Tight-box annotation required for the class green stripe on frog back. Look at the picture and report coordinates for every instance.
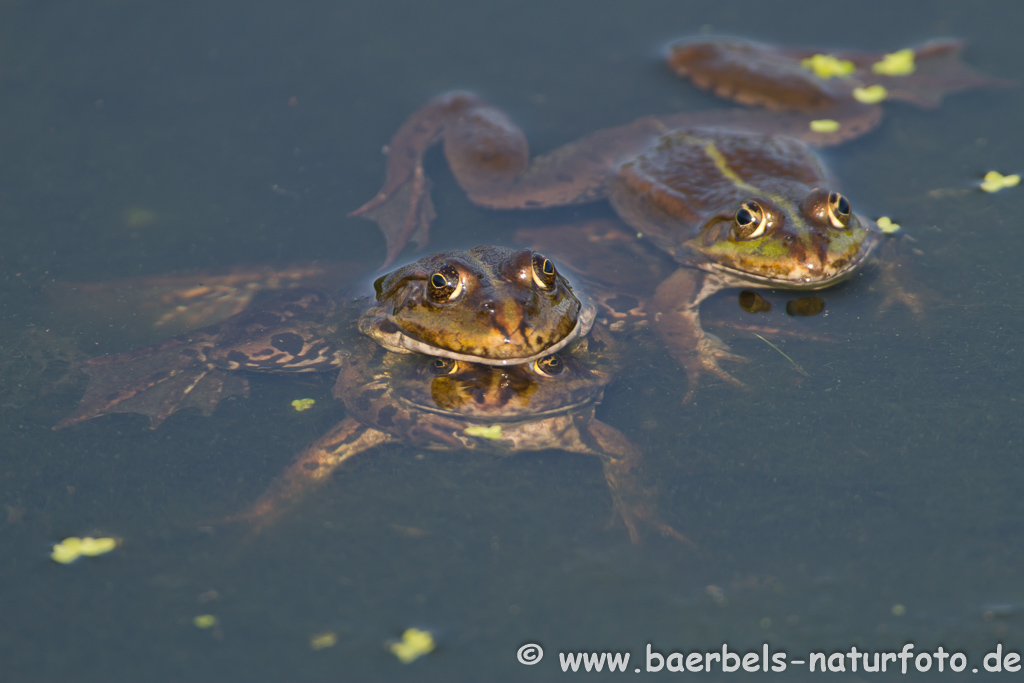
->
[699,136,811,237]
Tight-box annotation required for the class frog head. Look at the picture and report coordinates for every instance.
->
[693,185,878,288]
[361,246,596,364]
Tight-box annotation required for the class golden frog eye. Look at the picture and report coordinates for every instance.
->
[827,191,851,228]
[733,200,768,239]
[429,357,460,375]
[531,253,557,290]
[426,264,463,303]
[532,354,564,377]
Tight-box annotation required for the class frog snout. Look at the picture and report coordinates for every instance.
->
[477,299,525,339]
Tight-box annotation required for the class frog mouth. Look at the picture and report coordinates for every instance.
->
[709,238,876,289]
[395,299,597,366]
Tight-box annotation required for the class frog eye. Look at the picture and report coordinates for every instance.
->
[429,358,460,375]
[427,264,463,303]
[827,192,851,228]
[733,201,768,239]
[531,254,558,290]
[532,354,564,377]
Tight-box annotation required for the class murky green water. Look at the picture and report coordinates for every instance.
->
[2,1,1022,680]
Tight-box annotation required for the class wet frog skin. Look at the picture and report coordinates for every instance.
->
[352,37,1010,399]
[232,328,688,544]
[361,244,594,365]
[57,246,593,429]
[609,128,875,399]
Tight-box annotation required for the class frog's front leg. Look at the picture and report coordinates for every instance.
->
[221,417,395,528]
[652,268,749,403]
[869,235,926,319]
[54,337,252,430]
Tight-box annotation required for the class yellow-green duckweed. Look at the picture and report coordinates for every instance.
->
[980,171,1020,193]
[291,398,316,411]
[872,49,915,76]
[51,536,118,564]
[801,54,855,79]
[389,628,436,663]
[463,424,503,440]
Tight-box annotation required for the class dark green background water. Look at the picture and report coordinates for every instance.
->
[2,1,1022,681]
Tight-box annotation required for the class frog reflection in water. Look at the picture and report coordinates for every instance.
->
[235,328,686,543]
[353,38,1011,400]
[57,246,594,429]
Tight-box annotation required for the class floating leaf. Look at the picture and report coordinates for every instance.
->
[389,628,436,663]
[463,424,503,440]
[852,85,888,104]
[872,49,915,76]
[876,216,901,233]
[809,119,840,133]
[193,614,218,629]
[310,632,337,650]
[801,54,855,79]
[51,536,119,564]
[980,171,1020,193]
[291,398,316,412]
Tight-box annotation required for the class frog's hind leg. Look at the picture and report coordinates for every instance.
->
[571,417,694,547]
[56,289,340,430]
[351,91,614,266]
[54,336,249,430]
[350,92,485,266]
[218,417,394,530]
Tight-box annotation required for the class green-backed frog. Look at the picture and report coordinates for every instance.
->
[231,327,688,544]
[57,246,593,428]
[352,38,1010,399]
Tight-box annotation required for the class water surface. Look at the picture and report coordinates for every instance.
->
[1,1,1022,680]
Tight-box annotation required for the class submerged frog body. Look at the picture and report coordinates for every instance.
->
[233,328,688,544]
[56,246,593,428]
[352,37,1010,399]
[54,250,677,541]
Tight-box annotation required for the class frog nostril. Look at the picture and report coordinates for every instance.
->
[479,301,497,315]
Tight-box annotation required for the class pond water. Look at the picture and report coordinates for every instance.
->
[1,1,1022,681]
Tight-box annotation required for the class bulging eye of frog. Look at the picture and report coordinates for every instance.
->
[531,253,557,290]
[426,264,464,303]
[532,354,565,377]
[827,191,851,228]
[799,188,852,229]
[732,200,769,240]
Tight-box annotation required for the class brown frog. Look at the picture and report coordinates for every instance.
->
[230,327,688,544]
[56,246,593,428]
[352,38,1011,400]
